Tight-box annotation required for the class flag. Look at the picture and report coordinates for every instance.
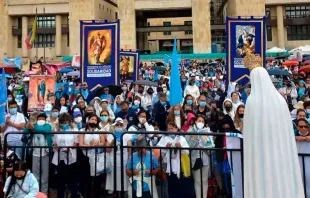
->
[0,70,7,125]
[4,57,22,68]
[25,32,32,49]
[164,55,170,67]
[25,17,37,49]
[30,17,37,44]
[169,37,182,106]
[153,67,159,81]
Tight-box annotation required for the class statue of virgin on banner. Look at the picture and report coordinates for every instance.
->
[243,51,305,198]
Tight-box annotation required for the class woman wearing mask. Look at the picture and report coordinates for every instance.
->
[77,96,87,115]
[79,114,106,197]
[278,81,298,111]
[101,99,115,121]
[223,98,235,120]
[186,115,215,198]
[105,118,131,196]
[24,113,52,195]
[57,95,70,114]
[156,122,190,198]
[52,113,79,198]
[184,78,200,100]
[297,80,306,100]
[167,104,186,130]
[73,111,84,130]
[234,105,245,132]
[4,161,39,198]
[47,105,60,131]
[143,88,155,109]
[83,105,96,123]
[100,110,112,131]
[162,85,170,102]
[129,96,143,116]
[183,94,195,112]
[113,95,122,114]
[120,83,131,102]
[128,110,154,145]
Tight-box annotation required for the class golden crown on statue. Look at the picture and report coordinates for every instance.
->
[243,50,263,71]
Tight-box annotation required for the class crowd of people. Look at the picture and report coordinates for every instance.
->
[0,58,309,198]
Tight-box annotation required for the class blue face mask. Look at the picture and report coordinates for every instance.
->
[9,108,17,115]
[187,100,193,105]
[169,134,176,139]
[8,98,12,102]
[61,124,70,131]
[147,107,153,111]
[307,109,310,115]
[199,101,207,107]
[174,110,180,115]
[233,100,239,104]
[160,101,166,106]
[131,105,139,109]
[101,115,109,122]
[44,111,51,116]
[51,112,59,118]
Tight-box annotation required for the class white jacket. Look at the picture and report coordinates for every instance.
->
[184,85,200,99]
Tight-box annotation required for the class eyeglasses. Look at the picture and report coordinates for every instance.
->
[298,125,308,129]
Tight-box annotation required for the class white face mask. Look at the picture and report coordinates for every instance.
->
[37,120,46,126]
[134,100,140,106]
[139,117,146,124]
[163,88,167,93]
[219,75,223,80]
[74,117,82,124]
[196,122,204,129]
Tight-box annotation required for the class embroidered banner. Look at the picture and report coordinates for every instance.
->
[80,20,120,92]
[226,16,266,84]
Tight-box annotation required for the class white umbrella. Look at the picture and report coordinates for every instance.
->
[266,47,287,53]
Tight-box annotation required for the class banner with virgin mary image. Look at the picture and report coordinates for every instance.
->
[226,16,266,84]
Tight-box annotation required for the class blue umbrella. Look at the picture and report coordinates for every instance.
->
[267,68,290,76]
[59,68,74,74]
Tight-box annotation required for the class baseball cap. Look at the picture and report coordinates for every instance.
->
[73,111,82,118]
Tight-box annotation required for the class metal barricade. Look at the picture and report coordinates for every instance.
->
[120,131,244,198]
[3,131,117,198]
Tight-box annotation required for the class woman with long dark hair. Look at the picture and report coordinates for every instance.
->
[4,161,39,198]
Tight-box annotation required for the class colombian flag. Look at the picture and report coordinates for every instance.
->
[25,17,37,49]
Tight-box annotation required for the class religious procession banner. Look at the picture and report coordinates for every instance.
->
[80,20,120,92]
[28,75,56,112]
[226,16,266,84]
[119,50,140,84]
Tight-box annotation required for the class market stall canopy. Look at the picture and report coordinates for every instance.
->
[302,60,310,65]
[266,47,287,53]
[282,61,299,66]
[267,68,290,76]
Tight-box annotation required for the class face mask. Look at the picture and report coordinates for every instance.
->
[213,88,218,92]
[134,100,140,106]
[174,110,180,115]
[51,112,59,118]
[196,122,204,129]
[160,101,166,106]
[233,100,239,104]
[9,108,17,115]
[8,98,12,102]
[219,75,223,80]
[147,91,153,95]
[239,114,244,118]
[187,100,193,105]
[147,107,153,111]
[37,120,46,126]
[169,134,176,139]
[61,124,70,131]
[138,90,144,94]
[139,117,146,123]
[235,88,239,91]
[101,115,109,122]
[163,88,167,93]
[182,79,187,82]
[74,117,82,123]
[88,123,97,128]
[307,109,310,115]
[225,106,232,112]
[44,111,51,116]
[115,127,123,133]
[122,87,127,91]
[199,101,207,107]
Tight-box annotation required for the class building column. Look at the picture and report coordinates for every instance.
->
[192,0,211,53]
[118,0,136,49]
[56,15,62,57]
[156,40,160,52]
[276,6,285,49]
[22,16,28,58]
[177,39,181,51]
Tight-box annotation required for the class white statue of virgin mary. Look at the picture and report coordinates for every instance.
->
[243,52,305,198]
